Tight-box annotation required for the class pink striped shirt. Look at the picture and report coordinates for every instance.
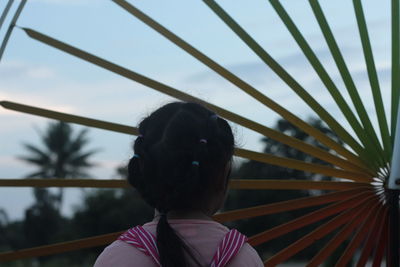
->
[94,219,263,267]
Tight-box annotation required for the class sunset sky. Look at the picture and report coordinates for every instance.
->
[0,0,393,220]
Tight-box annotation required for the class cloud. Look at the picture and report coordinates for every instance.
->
[0,91,76,116]
[28,0,92,6]
[0,61,55,82]
[180,41,391,145]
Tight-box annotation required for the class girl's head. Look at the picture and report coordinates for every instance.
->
[127,101,235,215]
[127,102,234,267]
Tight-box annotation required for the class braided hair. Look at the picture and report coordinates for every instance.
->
[127,102,235,267]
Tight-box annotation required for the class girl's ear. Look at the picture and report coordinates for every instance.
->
[224,162,232,192]
[203,161,232,216]
[215,161,231,193]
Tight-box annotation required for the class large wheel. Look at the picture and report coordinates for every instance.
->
[0,0,399,266]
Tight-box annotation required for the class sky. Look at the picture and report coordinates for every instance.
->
[0,0,394,220]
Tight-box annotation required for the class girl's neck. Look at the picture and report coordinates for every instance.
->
[154,209,213,221]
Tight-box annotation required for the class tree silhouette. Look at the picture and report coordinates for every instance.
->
[225,117,344,261]
[19,121,97,210]
[13,121,98,264]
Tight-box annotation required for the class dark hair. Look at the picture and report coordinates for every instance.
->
[127,102,234,267]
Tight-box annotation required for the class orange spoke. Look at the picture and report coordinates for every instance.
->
[264,196,377,266]
[335,203,385,266]
[0,101,138,135]
[0,231,123,262]
[214,187,371,222]
[0,178,371,190]
[372,217,389,267]
[1,100,373,178]
[248,190,374,246]
[235,148,373,182]
[306,199,380,266]
[0,178,129,188]
[229,179,369,190]
[356,206,388,267]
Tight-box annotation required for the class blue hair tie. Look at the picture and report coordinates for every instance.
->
[192,161,200,166]
[133,154,140,159]
[210,114,218,120]
[199,138,207,144]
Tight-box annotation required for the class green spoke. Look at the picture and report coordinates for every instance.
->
[109,0,373,167]
[353,0,392,159]
[392,0,400,145]
[268,0,384,168]
[17,28,375,174]
[308,0,387,165]
[202,0,375,168]
[0,0,27,61]
[0,0,14,31]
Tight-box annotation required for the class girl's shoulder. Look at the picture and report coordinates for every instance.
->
[140,219,264,266]
[228,243,264,267]
[93,240,157,267]
[94,220,264,267]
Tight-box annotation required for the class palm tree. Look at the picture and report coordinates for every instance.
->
[19,121,97,210]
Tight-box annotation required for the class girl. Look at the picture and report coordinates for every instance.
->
[94,102,263,267]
